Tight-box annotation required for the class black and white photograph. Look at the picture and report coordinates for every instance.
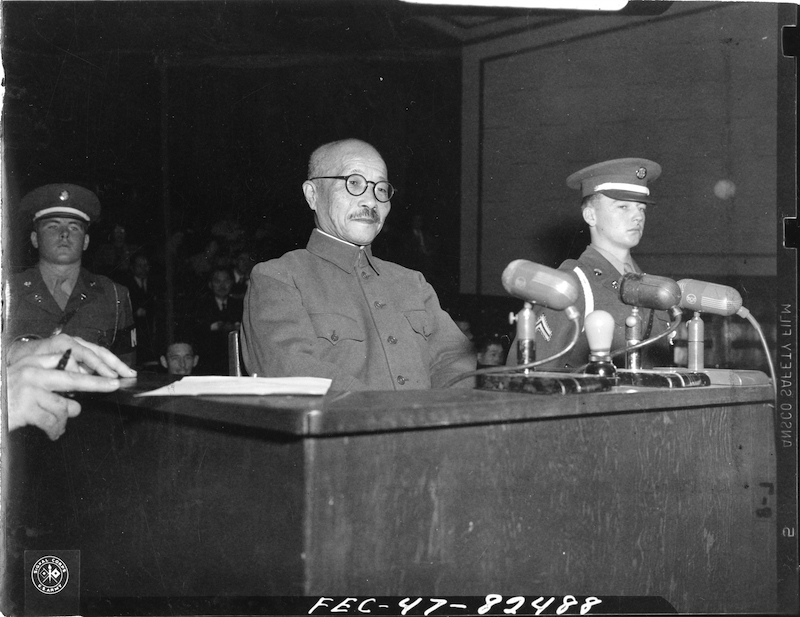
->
[1,1,797,615]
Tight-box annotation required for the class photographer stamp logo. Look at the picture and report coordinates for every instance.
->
[31,555,69,594]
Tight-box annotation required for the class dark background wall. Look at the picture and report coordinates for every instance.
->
[1,0,463,300]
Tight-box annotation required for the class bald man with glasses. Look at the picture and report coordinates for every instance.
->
[241,138,475,390]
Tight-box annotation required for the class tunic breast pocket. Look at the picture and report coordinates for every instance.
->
[310,313,365,346]
[404,310,431,340]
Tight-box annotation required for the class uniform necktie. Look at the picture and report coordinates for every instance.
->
[53,277,70,311]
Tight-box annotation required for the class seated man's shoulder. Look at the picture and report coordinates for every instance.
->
[251,249,308,279]
[372,255,425,280]
[7,266,38,283]
[82,269,132,298]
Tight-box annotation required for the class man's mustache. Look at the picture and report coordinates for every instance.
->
[349,208,380,222]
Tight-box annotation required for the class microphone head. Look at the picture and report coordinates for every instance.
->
[585,310,615,355]
[619,272,681,311]
[501,260,580,311]
[678,279,743,316]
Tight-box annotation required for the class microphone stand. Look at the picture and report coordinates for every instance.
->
[687,311,704,371]
[625,307,643,370]
[677,309,774,397]
[611,307,712,388]
[510,302,536,374]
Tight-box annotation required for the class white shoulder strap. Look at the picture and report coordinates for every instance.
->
[573,266,594,320]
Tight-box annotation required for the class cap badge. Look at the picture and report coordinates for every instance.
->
[635,167,647,180]
[59,190,70,201]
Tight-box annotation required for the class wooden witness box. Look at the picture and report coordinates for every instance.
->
[5,375,776,614]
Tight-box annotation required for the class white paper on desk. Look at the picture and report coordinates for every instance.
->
[135,375,332,397]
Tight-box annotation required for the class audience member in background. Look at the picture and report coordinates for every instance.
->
[5,184,137,366]
[160,341,199,376]
[3,333,136,440]
[406,213,437,271]
[476,334,507,369]
[230,250,254,300]
[241,138,475,390]
[189,237,222,281]
[92,223,136,281]
[192,267,243,374]
[120,253,160,367]
[453,318,475,343]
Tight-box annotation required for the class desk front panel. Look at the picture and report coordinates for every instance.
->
[4,384,775,614]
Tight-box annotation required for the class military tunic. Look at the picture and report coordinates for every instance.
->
[508,245,671,370]
[241,229,476,390]
[5,266,136,365]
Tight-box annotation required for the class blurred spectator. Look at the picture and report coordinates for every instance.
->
[189,237,224,280]
[119,253,161,368]
[453,318,475,343]
[231,250,254,300]
[92,223,136,280]
[476,335,507,368]
[160,341,199,376]
[192,267,243,374]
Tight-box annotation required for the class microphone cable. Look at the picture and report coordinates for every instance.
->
[608,305,684,360]
[741,308,777,403]
[571,306,683,374]
[442,308,581,389]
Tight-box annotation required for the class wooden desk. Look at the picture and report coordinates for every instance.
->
[4,376,776,613]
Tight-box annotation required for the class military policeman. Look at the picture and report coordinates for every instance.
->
[509,158,672,370]
[5,184,137,366]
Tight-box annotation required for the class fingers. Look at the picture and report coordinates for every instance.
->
[8,334,136,378]
[34,390,81,440]
[69,337,137,378]
[38,365,122,394]
[12,357,122,393]
[6,365,83,440]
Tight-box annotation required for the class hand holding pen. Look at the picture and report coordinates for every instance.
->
[7,333,137,378]
[5,334,136,441]
[55,348,72,370]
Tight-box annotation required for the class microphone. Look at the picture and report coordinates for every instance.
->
[501,260,580,310]
[618,272,681,311]
[677,279,746,317]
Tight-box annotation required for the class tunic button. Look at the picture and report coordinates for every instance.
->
[611,280,619,289]
[361,271,369,279]
[387,336,397,344]
[396,375,406,385]
[374,301,385,309]
[331,331,339,342]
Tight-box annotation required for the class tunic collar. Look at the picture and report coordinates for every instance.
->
[589,244,639,276]
[38,262,81,298]
[307,229,381,275]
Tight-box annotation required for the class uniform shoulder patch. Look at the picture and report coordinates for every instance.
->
[535,313,552,342]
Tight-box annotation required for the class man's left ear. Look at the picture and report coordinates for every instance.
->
[83,233,90,251]
[582,206,596,227]
[302,181,317,211]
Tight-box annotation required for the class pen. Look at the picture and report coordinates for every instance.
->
[56,348,72,371]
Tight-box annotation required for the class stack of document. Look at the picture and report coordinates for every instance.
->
[136,376,332,397]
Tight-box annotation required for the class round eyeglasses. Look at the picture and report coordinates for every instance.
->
[308,174,395,203]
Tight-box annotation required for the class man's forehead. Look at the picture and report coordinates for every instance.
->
[326,145,386,175]
[168,344,194,355]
